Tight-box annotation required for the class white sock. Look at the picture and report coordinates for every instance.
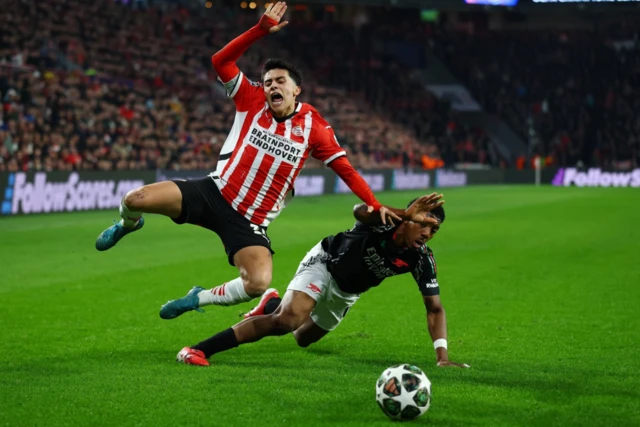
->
[197,277,251,307]
[119,200,142,228]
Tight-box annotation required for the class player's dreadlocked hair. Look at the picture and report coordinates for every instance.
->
[261,58,303,86]
[407,198,445,224]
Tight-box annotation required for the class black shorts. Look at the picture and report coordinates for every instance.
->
[171,177,274,266]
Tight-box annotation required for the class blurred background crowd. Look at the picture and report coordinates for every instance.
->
[0,0,638,173]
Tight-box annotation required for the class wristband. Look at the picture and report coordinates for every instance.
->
[433,339,447,350]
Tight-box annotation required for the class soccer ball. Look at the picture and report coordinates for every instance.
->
[375,364,431,421]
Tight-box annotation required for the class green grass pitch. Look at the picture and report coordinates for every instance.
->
[1,186,639,427]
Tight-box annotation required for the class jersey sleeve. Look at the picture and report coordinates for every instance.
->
[310,122,346,165]
[219,72,264,112]
[413,251,440,296]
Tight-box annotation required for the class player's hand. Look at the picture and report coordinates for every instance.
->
[437,360,470,368]
[368,205,403,226]
[406,193,444,224]
[263,2,289,33]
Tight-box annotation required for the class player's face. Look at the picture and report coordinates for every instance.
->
[402,215,440,249]
[263,69,301,118]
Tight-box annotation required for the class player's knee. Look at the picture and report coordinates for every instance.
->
[122,187,146,211]
[243,270,272,297]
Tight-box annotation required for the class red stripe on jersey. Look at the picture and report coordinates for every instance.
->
[236,154,275,216]
[274,120,286,136]
[221,144,259,203]
[221,111,260,178]
[250,161,294,224]
[256,112,271,130]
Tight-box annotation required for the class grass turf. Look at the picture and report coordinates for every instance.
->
[0,186,639,427]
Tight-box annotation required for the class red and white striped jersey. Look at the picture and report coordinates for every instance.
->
[210,72,345,226]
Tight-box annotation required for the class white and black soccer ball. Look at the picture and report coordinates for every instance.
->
[375,364,432,421]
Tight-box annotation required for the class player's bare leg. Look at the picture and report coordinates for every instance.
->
[95,181,183,251]
[120,181,183,219]
[232,290,315,342]
[177,290,316,365]
[234,246,274,295]
[292,317,329,348]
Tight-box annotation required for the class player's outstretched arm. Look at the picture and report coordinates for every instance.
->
[210,2,288,82]
[353,193,444,226]
[329,156,402,225]
[330,157,382,213]
[423,295,469,368]
[311,117,401,224]
[353,202,405,226]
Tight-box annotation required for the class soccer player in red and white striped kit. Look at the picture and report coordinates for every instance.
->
[95,2,402,318]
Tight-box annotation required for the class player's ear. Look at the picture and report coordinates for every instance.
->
[294,85,301,97]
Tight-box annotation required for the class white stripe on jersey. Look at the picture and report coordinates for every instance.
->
[268,116,278,132]
[323,151,346,165]
[265,111,314,224]
[303,111,313,145]
[224,72,243,98]
[230,150,266,210]
[284,118,292,139]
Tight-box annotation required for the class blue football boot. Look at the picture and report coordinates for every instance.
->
[160,286,206,320]
[95,217,145,251]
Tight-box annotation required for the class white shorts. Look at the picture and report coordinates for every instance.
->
[287,242,360,332]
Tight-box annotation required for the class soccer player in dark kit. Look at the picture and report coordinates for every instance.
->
[169,193,469,369]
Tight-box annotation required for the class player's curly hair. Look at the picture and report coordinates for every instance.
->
[407,198,445,224]
[261,58,303,86]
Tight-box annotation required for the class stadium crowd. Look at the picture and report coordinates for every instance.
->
[434,22,640,170]
[2,0,637,173]
[0,0,484,173]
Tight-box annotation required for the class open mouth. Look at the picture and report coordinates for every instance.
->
[413,240,424,249]
[270,93,284,106]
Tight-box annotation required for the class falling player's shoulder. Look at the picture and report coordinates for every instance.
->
[306,106,337,146]
[298,102,319,115]
[298,103,331,127]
